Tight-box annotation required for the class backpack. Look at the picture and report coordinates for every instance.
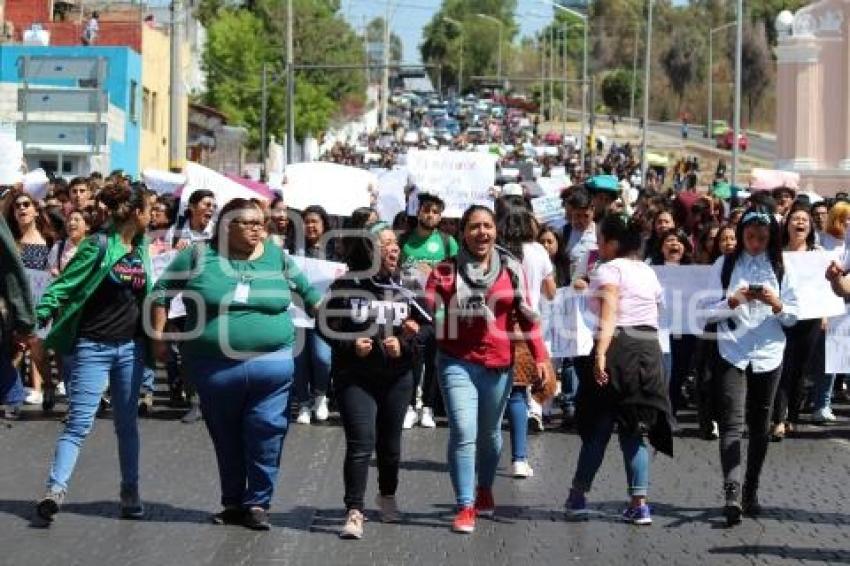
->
[718,252,783,298]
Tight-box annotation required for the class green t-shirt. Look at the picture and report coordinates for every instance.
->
[153,242,321,358]
[401,229,459,267]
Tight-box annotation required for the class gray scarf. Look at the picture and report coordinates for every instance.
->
[455,245,537,323]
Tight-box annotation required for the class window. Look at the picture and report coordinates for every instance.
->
[129,80,138,123]
[142,87,151,131]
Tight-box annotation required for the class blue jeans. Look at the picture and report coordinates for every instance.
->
[438,353,512,507]
[572,411,650,497]
[0,351,24,406]
[47,339,144,492]
[141,366,155,394]
[560,358,580,410]
[187,348,294,509]
[294,328,332,404]
[812,373,836,412]
[507,386,529,462]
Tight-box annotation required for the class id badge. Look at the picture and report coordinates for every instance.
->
[233,281,250,304]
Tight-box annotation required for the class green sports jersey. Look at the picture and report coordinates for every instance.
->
[401,230,459,267]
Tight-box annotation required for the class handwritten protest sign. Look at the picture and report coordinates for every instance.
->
[283,162,375,216]
[531,195,565,225]
[406,150,496,218]
[783,250,846,320]
[540,288,594,358]
[826,308,850,374]
[289,255,348,328]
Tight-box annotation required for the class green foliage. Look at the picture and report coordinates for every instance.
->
[600,69,640,116]
[200,1,366,147]
[660,29,705,108]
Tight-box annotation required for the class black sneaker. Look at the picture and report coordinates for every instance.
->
[36,489,65,522]
[723,482,742,526]
[211,507,244,525]
[242,506,271,531]
[742,484,761,517]
[120,487,145,520]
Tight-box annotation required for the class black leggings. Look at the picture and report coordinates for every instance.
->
[716,359,781,488]
[411,333,438,409]
[337,371,414,511]
[773,319,821,424]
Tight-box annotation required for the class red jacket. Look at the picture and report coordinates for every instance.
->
[425,260,547,369]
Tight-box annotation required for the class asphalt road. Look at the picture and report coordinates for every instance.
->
[650,122,776,163]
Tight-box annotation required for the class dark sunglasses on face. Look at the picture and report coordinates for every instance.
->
[14,200,32,210]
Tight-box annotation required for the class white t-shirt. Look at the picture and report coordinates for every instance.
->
[521,242,554,312]
[590,258,662,328]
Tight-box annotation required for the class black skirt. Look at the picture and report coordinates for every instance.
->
[575,326,674,457]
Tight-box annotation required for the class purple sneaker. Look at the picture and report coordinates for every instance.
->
[564,489,587,516]
[622,504,652,525]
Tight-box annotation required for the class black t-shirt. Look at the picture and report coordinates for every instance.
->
[78,248,147,342]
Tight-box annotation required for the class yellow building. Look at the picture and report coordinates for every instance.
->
[139,25,188,172]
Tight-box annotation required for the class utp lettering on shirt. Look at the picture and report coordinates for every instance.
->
[350,297,409,326]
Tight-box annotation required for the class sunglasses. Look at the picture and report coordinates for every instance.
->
[14,200,33,210]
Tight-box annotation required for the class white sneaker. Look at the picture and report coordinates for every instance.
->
[24,387,43,406]
[56,382,66,397]
[528,412,544,433]
[402,406,418,429]
[813,407,837,423]
[512,460,534,478]
[710,421,720,440]
[314,395,329,422]
[296,404,312,425]
[420,407,436,428]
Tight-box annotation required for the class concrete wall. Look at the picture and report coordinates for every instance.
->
[0,45,141,175]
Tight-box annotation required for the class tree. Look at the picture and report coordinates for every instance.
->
[601,69,641,116]
[660,29,705,112]
[367,17,403,64]
[420,0,519,91]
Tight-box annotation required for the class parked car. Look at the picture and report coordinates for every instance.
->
[716,129,748,151]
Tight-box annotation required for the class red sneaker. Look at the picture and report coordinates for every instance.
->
[474,487,495,517]
[451,505,476,534]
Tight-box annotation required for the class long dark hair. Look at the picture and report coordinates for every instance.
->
[538,226,569,286]
[496,207,536,261]
[178,188,215,229]
[598,213,643,258]
[3,190,57,246]
[731,205,784,279]
[650,228,693,265]
[210,198,262,250]
[782,202,816,250]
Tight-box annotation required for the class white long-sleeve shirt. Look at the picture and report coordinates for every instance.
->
[701,253,798,373]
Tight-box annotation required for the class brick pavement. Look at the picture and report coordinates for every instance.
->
[0,405,848,566]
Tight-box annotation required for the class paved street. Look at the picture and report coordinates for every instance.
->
[1,402,848,566]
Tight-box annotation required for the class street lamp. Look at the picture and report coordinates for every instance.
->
[707,22,735,138]
[476,13,503,80]
[541,0,588,171]
[640,0,654,183]
[443,16,464,94]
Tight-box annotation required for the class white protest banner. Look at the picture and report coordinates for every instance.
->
[826,308,850,374]
[26,269,53,305]
[540,288,594,358]
[150,251,179,283]
[782,250,846,320]
[142,169,186,196]
[531,195,565,224]
[652,265,715,336]
[289,255,348,328]
[283,162,375,216]
[179,162,271,216]
[406,149,496,218]
[376,167,409,222]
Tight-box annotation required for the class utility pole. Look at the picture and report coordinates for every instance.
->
[731,0,742,187]
[630,25,638,120]
[640,0,653,184]
[380,2,390,130]
[260,63,268,180]
[286,0,294,165]
[549,26,555,123]
[540,34,546,121]
[169,0,184,171]
[580,18,587,172]
[561,26,567,137]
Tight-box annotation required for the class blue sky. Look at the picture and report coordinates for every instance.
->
[342,0,557,64]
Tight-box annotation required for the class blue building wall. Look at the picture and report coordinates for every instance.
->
[0,45,142,176]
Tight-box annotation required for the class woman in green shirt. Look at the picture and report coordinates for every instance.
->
[151,198,321,531]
